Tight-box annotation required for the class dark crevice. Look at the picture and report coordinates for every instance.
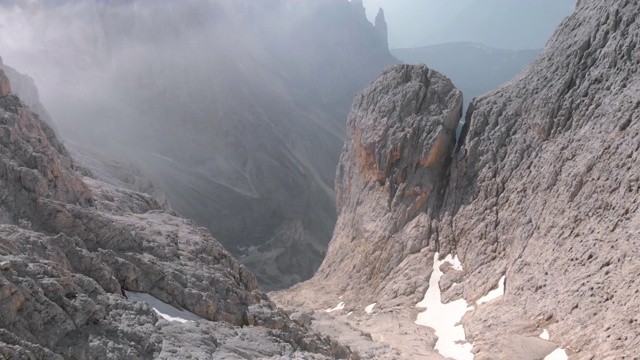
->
[455,101,475,153]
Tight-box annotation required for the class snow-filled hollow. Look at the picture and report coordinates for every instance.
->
[325,301,345,313]
[545,347,569,360]
[476,275,505,305]
[415,253,474,360]
[540,329,568,360]
[365,303,376,314]
[540,329,550,340]
[124,290,202,323]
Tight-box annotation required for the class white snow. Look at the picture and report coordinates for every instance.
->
[448,255,464,271]
[124,290,202,323]
[539,329,550,340]
[325,302,345,313]
[476,275,505,305]
[545,348,569,360]
[416,253,474,360]
[539,330,568,360]
[364,303,376,314]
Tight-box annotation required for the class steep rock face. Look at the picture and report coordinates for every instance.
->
[374,8,388,50]
[0,70,356,359]
[0,94,91,227]
[439,0,640,357]
[308,64,462,306]
[0,66,10,97]
[2,57,169,212]
[281,1,640,359]
[0,58,56,131]
[2,0,397,290]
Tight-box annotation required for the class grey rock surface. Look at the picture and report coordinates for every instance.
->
[279,1,640,359]
[0,57,57,133]
[66,142,170,211]
[0,65,10,97]
[439,0,640,358]
[0,70,357,359]
[288,64,462,307]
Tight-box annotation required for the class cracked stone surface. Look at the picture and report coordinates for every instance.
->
[278,1,640,359]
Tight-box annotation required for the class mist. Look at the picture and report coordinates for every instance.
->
[363,0,575,49]
[0,0,395,290]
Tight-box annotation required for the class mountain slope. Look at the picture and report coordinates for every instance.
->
[440,0,640,356]
[0,69,356,359]
[279,0,640,358]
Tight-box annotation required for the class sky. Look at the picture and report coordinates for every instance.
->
[362,0,576,50]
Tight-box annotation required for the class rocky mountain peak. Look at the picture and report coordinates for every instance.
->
[374,8,388,49]
[300,64,462,307]
[350,0,365,15]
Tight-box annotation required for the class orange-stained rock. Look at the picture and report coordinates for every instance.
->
[310,64,463,307]
[0,69,11,97]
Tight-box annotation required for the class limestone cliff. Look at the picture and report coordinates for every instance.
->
[280,0,640,359]
[439,0,640,357]
[291,64,462,307]
[0,70,356,359]
[374,8,388,50]
[0,57,57,133]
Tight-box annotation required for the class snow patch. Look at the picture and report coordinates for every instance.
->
[539,329,550,340]
[545,348,568,360]
[476,275,505,305]
[539,330,567,360]
[125,290,202,323]
[449,255,464,271]
[365,303,376,314]
[416,253,474,360]
[325,302,345,313]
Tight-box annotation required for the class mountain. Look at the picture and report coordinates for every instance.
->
[392,42,540,105]
[0,57,57,133]
[304,63,462,306]
[0,67,357,359]
[278,0,640,358]
[0,0,398,290]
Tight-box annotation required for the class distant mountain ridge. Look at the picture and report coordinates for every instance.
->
[392,42,540,103]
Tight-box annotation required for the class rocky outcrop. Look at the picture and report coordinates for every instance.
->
[0,65,10,97]
[374,8,389,50]
[0,58,57,131]
[67,142,170,210]
[0,70,357,359]
[438,0,640,358]
[297,64,462,307]
[281,0,640,359]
